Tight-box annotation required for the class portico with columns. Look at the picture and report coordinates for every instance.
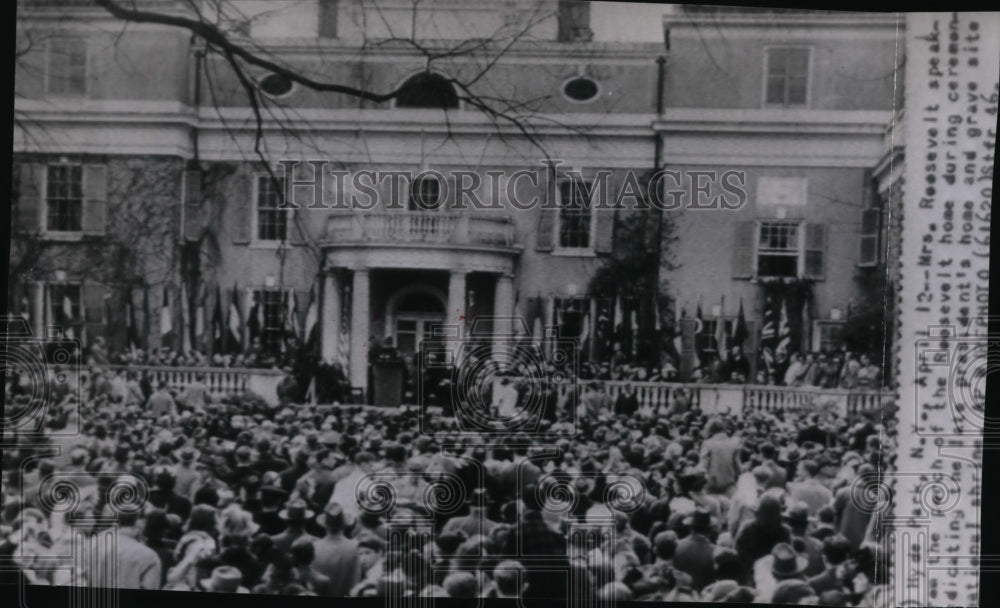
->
[317,213,521,395]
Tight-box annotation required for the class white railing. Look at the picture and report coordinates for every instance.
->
[325,212,515,247]
[516,379,890,417]
[84,365,286,404]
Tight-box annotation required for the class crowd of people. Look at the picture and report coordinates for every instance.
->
[2,361,897,606]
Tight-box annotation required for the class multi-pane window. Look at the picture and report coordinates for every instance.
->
[256,176,288,241]
[757,221,800,278]
[46,165,83,232]
[765,47,809,106]
[557,181,593,249]
[253,289,285,355]
[47,38,87,96]
[408,175,442,210]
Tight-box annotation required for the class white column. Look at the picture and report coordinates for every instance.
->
[349,268,370,393]
[493,274,515,358]
[320,272,340,363]
[30,282,44,338]
[446,270,467,329]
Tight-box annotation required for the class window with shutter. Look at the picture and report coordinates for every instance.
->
[256,175,288,242]
[858,208,882,267]
[46,164,83,232]
[82,164,107,236]
[756,220,800,278]
[556,180,594,251]
[804,223,827,280]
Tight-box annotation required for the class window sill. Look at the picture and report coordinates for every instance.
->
[248,240,293,250]
[41,232,84,242]
[551,249,596,258]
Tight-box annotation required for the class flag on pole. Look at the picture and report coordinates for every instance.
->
[180,282,191,354]
[671,306,684,363]
[194,283,206,342]
[776,297,791,358]
[287,290,300,340]
[212,284,224,354]
[62,294,73,323]
[304,283,318,348]
[337,283,350,366]
[760,295,777,347]
[142,285,150,350]
[160,285,172,343]
[228,283,243,352]
[732,298,749,347]
[579,311,591,353]
[715,296,728,362]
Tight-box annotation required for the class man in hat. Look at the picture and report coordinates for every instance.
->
[173,446,201,498]
[148,381,176,419]
[312,503,361,596]
[672,509,717,591]
[833,470,876,551]
[441,487,498,539]
[271,499,318,553]
[149,466,193,521]
[734,494,791,580]
[783,501,824,576]
[642,530,693,590]
[788,459,834,518]
[289,538,330,595]
[807,534,851,596]
[754,542,810,603]
[700,417,742,497]
[613,383,640,417]
[199,565,249,593]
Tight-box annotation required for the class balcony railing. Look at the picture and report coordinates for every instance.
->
[325,212,517,248]
[524,379,891,418]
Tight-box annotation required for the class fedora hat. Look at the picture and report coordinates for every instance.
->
[782,501,815,527]
[278,500,314,522]
[200,565,249,593]
[770,543,809,578]
[683,509,714,533]
[177,446,201,462]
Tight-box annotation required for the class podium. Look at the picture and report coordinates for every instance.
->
[372,359,406,407]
